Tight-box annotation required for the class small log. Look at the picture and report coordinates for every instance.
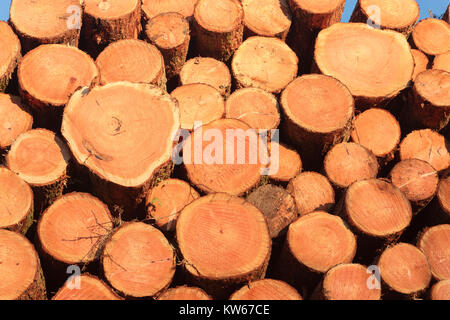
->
[433,51,450,73]
[314,23,414,109]
[52,274,122,300]
[176,193,271,299]
[411,49,430,81]
[418,224,450,281]
[412,18,450,57]
[389,159,439,213]
[157,286,212,300]
[183,119,268,196]
[0,229,47,300]
[268,143,302,183]
[102,222,176,298]
[171,83,225,131]
[9,0,81,53]
[193,0,244,62]
[146,179,200,233]
[96,39,166,88]
[18,44,98,130]
[6,129,71,215]
[180,57,232,97]
[324,142,379,189]
[280,75,354,170]
[81,0,141,57]
[37,193,114,289]
[247,184,298,238]
[350,0,419,36]
[351,108,401,163]
[399,129,450,173]
[430,280,450,300]
[145,12,191,80]
[408,69,450,131]
[0,167,33,234]
[312,263,381,300]
[141,0,198,23]
[62,82,180,215]
[232,36,298,94]
[241,0,292,40]
[225,88,280,132]
[377,243,431,299]
[0,94,33,152]
[0,21,21,92]
[275,211,357,296]
[229,279,302,300]
[436,177,450,222]
[286,172,335,217]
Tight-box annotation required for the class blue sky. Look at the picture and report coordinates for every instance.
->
[0,0,448,22]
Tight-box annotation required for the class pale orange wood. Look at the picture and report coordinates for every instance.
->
[146,179,200,232]
[286,172,335,216]
[0,229,46,300]
[52,274,122,300]
[102,222,176,298]
[9,0,81,53]
[378,243,431,296]
[145,12,190,79]
[0,167,33,234]
[230,279,302,300]
[268,143,302,182]
[411,49,429,81]
[232,36,298,94]
[418,224,450,281]
[433,51,450,73]
[0,21,21,92]
[399,129,450,173]
[176,193,271,298]
[96,39,166,88]
[142,0,198,22]
[430,280,450,300]
[350,0,419,35]
[0,94,32,150]
[412,18,450,56]
[324,142,379,189]
[157,286,212,300]
[315,23,414,109]
[437,177,450,219]
[180,57,232,97]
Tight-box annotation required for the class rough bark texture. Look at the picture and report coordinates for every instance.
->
[444,5,450,24]
[6,206,34,235]
[0,25,21,92]
[32,176,69,216]
[17,258,47,300]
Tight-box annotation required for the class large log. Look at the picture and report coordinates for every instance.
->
[0,22,21,92]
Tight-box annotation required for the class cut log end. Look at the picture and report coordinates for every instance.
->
[437,177,450,217]
[324,142,379,189]
[183,119,268,196]
[176,194,271,294]
[351,108,401,159]
[411,49,429,81]
[9,0,80,53]
[286,172,335,216]
[0,94,33,150]
[345,179,412,238]
[171,83,225,131]
[146,179,200,232]
[96,39,166,88]
[431,280,450,300]
[290,0,345,15]
[0,21,21,92]
[433,51,450,73]
[418,224,450,281]
[102,222,176,298]
[268,143,302,182]
[314,23,414,108]
[287,211,356,273]
[379,243,431,295]
[399,129,450,173]
[37,193,114,265]
[84,0,139,19]
[0,229,46,300]
[18,44,98,109]
[180,57,232,97]
[322,263,381,300]
[390,159,439,204]
[157,286,212,300]
[232,36,298,94]
[0,167,33,234]
[412,18,450,56]
[6,129,71,187]
[247,184,298,238]
[226,88,280,131]
[230,279,302,300]
[242,0,292,40]
[142,0,197,21]
[52,274,122,300]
